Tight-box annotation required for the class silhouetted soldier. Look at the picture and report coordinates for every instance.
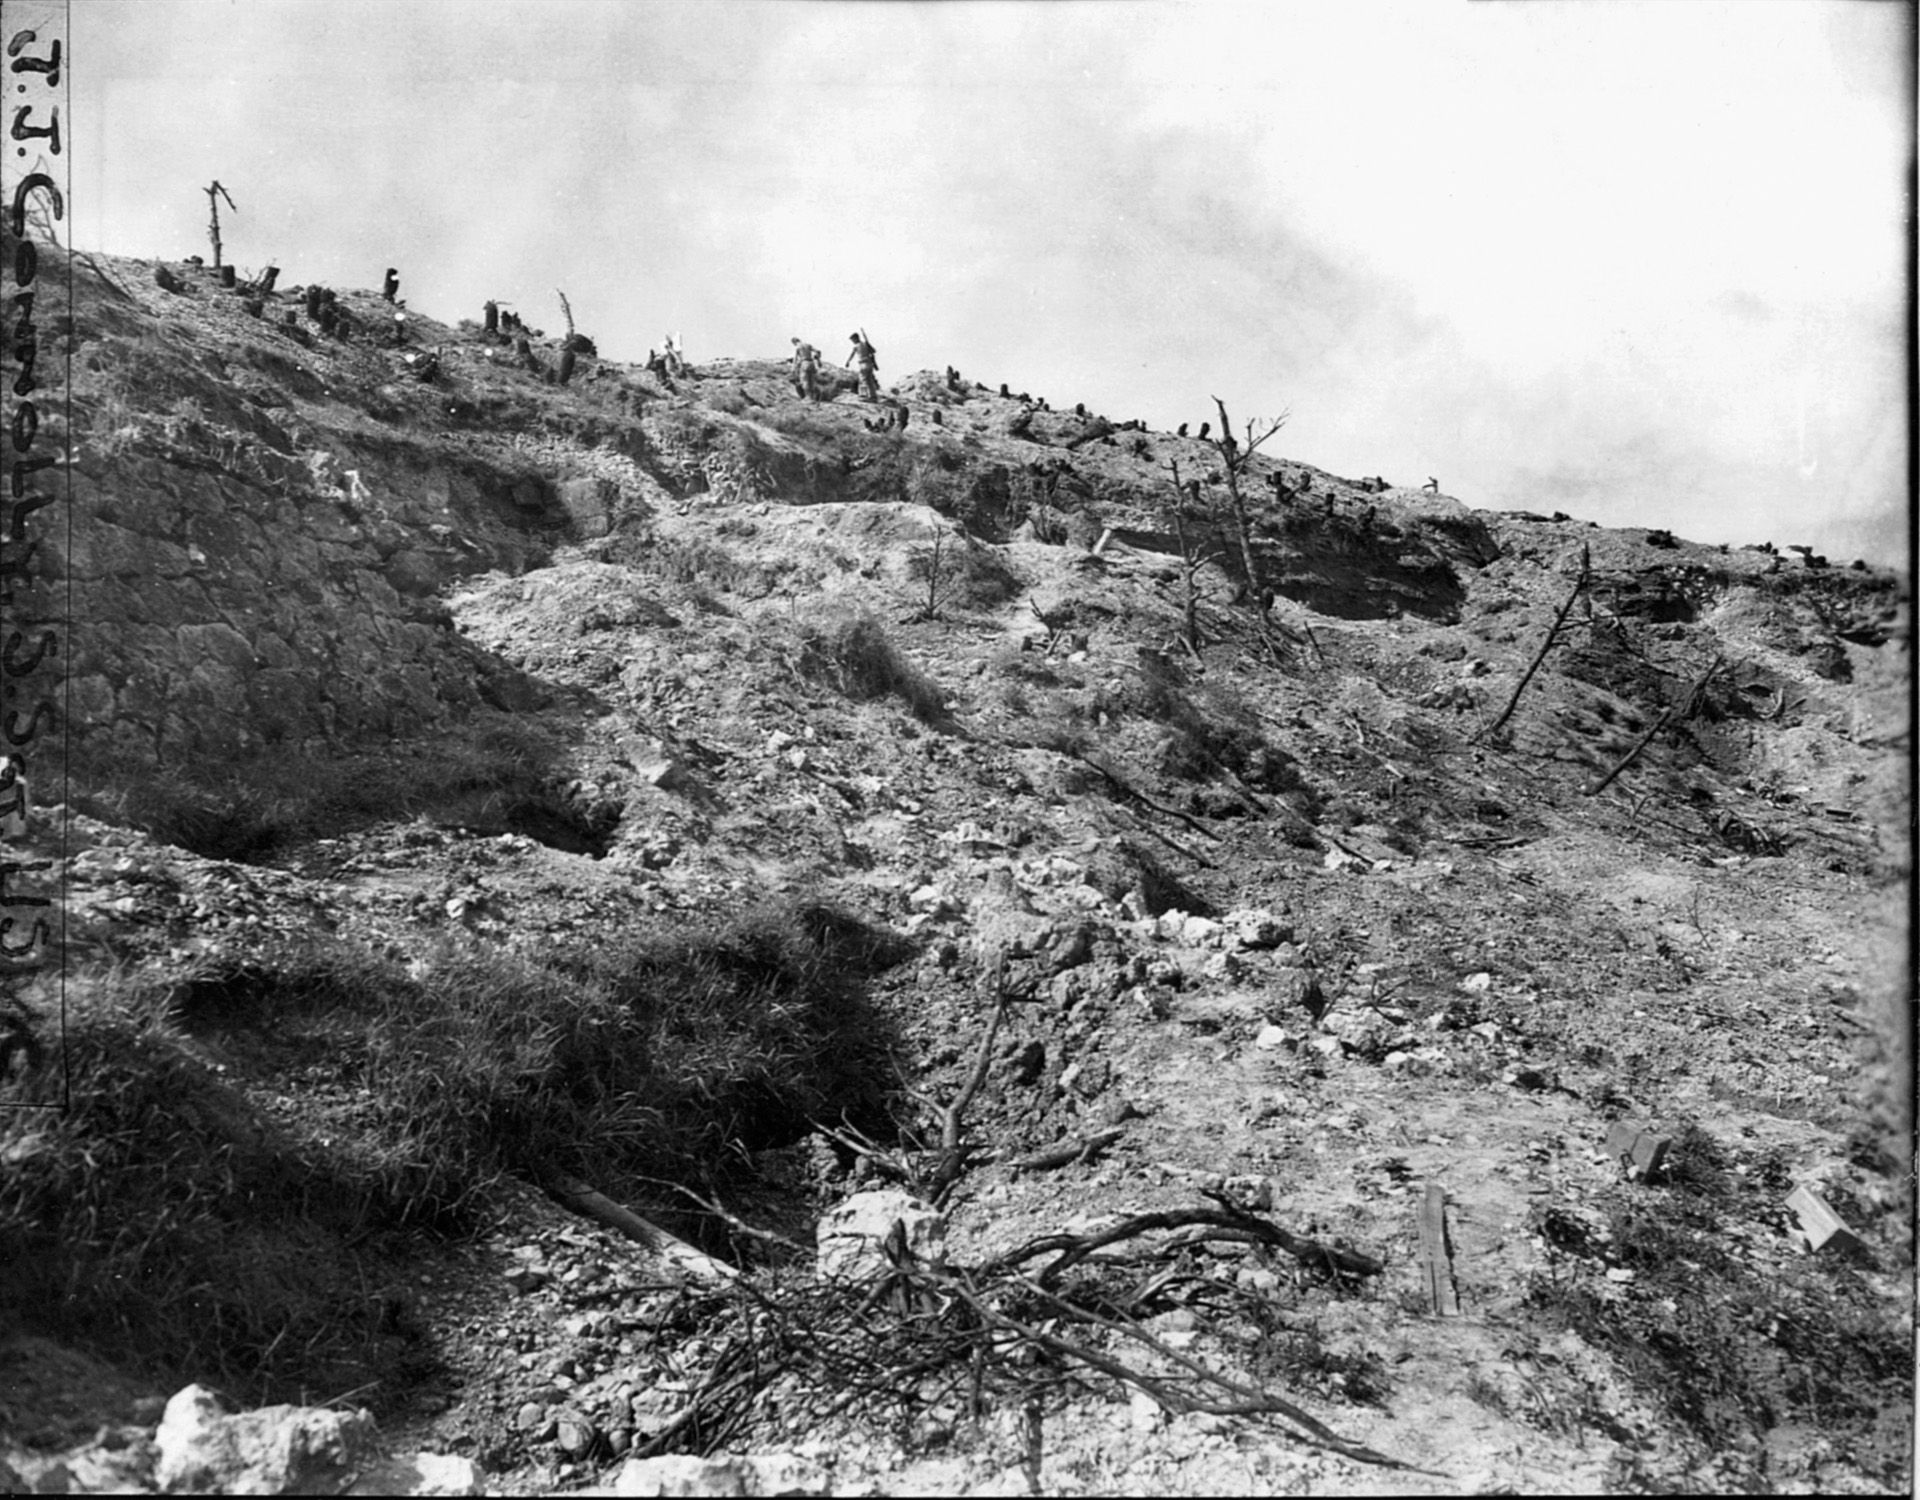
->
[791,337,823,401]
[382,268,399,302]
[847,330,879,401]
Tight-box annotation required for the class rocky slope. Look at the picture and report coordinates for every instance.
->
[0,244,1910,1496]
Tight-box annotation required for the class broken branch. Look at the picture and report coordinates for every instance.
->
[1584,656,1721,796]
[1481,543,1590,740]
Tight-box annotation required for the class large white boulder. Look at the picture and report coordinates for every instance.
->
[155,1383,378,1494]
[815,1189,946,1280]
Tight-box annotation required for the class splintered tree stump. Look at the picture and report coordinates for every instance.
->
[558,349,576,386]
[1417,1183,1460,1315]
[219,265,236,289]
[304,286,323,319]
[484,300,499,334]
[258,266,279,293]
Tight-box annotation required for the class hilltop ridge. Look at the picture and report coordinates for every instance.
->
[0,243,1910,1496]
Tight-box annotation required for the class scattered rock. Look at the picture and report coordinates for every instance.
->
[595,1452,828,1497]
[154,1384,378,1496]
[346,1451,487,1496]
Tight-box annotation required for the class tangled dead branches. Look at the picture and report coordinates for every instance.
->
[621,1193,1423,1476]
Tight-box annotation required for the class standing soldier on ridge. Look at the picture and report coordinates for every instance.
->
[791,336,823,401]
[847,329,880,402]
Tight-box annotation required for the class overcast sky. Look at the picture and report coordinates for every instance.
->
[73,0,1912,565]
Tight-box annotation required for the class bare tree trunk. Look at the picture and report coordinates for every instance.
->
[1482,543,1590,741]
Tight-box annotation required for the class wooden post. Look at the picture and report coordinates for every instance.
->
[1418,1183,1460,1315]
[1482,544,1590,740]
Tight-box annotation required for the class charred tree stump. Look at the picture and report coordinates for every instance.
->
[218,265,236,289]
[484,300,499,334]
[304,286,323,319]
[558,348,577,386]
[257,265,279,294]
[204,179,235,268]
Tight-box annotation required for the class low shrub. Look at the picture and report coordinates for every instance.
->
[73,718,563,863]
[794,609,945,723]
[906,535,1024,619]
[1526,1177,1913,1485]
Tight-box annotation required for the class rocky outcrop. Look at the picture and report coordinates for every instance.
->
[146,1383,485,1496]
[65,445,564,766]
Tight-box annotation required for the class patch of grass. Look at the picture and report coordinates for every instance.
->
[73,717,565,863]
[794,608,945,723]
[1243,1306,1391,1408]
[906,534,1025,619]
[0,900,908,1410]
[0,975,439,1413]
[1093,654,1309,797]
[1525,1169,1913,1486]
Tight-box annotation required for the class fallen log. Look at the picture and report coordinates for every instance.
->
[1009,1127,1124,1175]
[539,1173,738,1282]
[1481,544,1590,741]
[1585,656,1721,796]
[1073,750,1221,842]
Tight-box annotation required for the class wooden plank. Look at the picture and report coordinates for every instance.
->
[1417,1182,1460,1316]
[1603,1121,1671,1181]
[1785,1184,1863,1254]
[1630,1132,1671,1179]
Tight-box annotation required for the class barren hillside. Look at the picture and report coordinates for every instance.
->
[0,245,1910,1497]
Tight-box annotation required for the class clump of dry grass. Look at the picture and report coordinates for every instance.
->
[0,903,906,1410]
[793,608,945,723]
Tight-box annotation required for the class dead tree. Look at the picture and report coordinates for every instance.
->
[1197,397,1291,660]
[203,181,235,268]
[1164,457,1229,660]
